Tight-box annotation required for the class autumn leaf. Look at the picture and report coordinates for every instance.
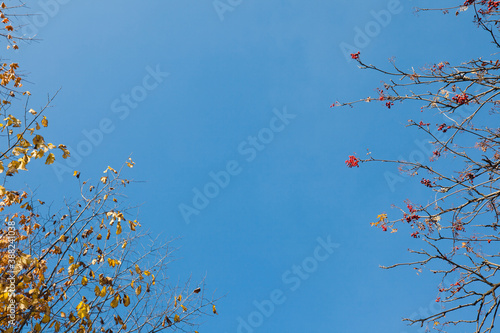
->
[41,313,50,323]
[123,294,130,307]
[77,301,90,318]
[110,295,119,308]
[126,157,135,168]
[162,315,173,327]
[45,153,55,165]
[41,116,48,127]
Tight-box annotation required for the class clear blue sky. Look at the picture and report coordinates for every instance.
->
[11,0,494,332]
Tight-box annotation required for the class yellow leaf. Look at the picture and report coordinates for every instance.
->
[123,294,130,307]
[41,116,48,127]
[94,286,100,296]
[68,255,74,264]
[212,304,217,315]
[42,313,50,323]
[122,241,127,249]
[45,152,55,165]
[82,276,88,286]
[181,304,187,312]
[105,166,117,174]
[59,144,70,158]
[77,301,89,318]
[116,221,122,235]
[29,108,37,115]
[174,314,180,322]
[135,285,141,296]
[110,295,119,308]
[100,286,106,297]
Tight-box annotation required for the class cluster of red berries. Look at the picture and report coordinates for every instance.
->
[420,178,432,187]
[431,62,446,72]
[404,203,420,223]
[462,172,475,183]
[350,51,360,59]
[485,0,500,12]
[453,221,465,233]
[345,155,359,168]
[437,123,452,133]
[452,92,470,105]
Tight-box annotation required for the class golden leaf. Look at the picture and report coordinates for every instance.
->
[45,153,55,165]
[110,295,119,308]
[42,313,50,323]
[41,116,48,127]
[123,294,130,307]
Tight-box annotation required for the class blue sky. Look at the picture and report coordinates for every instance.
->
[10,0,495,332]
